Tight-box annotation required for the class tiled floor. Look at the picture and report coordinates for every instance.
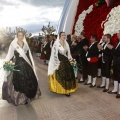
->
[0,54,120,120]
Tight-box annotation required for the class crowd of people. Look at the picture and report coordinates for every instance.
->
[37,30,120,98]
[2,30,120,106]
[25,34,57,65]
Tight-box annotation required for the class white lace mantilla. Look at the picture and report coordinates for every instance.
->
[48,39,72,75]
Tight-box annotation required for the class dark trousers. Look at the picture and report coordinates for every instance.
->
[98,57,102,69]
[101,62,111,78]
[88,62,98,78]
[113,64,120,83]
[80,56,88,80]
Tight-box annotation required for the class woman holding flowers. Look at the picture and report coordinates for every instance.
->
[2,31,41,106]
[48,32,77,97]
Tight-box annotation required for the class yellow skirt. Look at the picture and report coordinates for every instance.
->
[49,72,78,94]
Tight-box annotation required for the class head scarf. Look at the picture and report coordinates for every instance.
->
[1,35,39,82]
[48,34,72,75]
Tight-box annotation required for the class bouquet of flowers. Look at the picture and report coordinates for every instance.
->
[69,59,77,78]
[69,59,77,67]
[3,61,20,72]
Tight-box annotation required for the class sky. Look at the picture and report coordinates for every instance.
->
[0,0,65,35]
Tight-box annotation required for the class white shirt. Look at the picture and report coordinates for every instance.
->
[86,42,95,57]
[102,42,110,63]
[115,41,120,49]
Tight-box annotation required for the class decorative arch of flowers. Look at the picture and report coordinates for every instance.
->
[73,0,120,47]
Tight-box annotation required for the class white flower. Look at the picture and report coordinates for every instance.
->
[9,61,12,64]
[12,63,15,65]
[102,5,120,36]
[75,5,93,35]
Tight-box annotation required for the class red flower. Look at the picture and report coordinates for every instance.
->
[73,0,120,44]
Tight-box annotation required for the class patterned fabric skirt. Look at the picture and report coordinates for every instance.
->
[49,53,77,94]
[2,72,41,106]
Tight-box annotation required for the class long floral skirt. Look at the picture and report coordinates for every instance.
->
[49,53,78,94]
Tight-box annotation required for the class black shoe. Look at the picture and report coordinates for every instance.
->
[97,86,105,88]
[45,63,48,66]
[84,83,91,85]
[65,93,70,97]
[97,76,101,78]
[103,89,109,92]
[108,91,117,94]
[116,94,120,98]
[25,102,28,105]
[90,84,96,88]
[78,80,84,83]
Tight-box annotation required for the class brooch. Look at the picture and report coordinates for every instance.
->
[59,45,61,47]
[17,46,19,49]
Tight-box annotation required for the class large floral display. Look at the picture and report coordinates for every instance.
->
[73,0,120,46]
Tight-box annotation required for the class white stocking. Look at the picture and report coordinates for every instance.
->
[112,81,118,92]
[100,77,106,87]
[80,75,84,81]
[92,77,96,86]
[87,75,92,84]
[105,78,109,89]
[118,83,120,94]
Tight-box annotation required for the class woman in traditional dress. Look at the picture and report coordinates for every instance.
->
[48,32,77,97]
[40,37,51,65]
[2,31,41,106]
[35,39,42,57]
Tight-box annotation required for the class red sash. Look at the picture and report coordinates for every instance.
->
[89,57,99,63]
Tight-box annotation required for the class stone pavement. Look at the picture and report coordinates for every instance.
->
[0,55,120,120]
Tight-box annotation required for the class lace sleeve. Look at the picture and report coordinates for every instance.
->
[48,43,60,75]
[1,43,15,82]
[53,45,60,68]
[5,43,14,62]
